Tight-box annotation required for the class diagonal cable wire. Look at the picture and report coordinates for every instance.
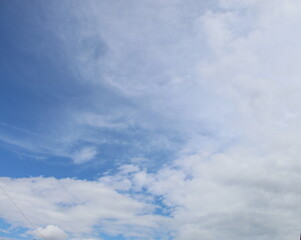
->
[0,182,47,240]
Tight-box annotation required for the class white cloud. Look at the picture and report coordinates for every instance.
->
[4,0,301,239]
[71,238,103,240]
[99,145,301,240]
[30,225,68,240]
[72,147,97,164]
[0,228,9,233]
[0,0,219,162]
[0,177,168,239]
[91,1,301,238]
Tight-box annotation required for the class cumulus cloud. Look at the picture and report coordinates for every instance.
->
[30,225,68,240]
[99,146,301,240]
[91,0,301,239]
[0,177,167,239]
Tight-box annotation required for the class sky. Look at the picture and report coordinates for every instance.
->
[1,0,301,239]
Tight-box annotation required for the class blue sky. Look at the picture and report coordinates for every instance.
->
[0,0,186,179]
[2,0,301,240]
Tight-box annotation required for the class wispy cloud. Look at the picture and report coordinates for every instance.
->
[72,146,97,164]
[0,0,220,165]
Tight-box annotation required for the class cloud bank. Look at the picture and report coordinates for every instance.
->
[2,0,301,239]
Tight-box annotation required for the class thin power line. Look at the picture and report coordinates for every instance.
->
[0,182,47,240]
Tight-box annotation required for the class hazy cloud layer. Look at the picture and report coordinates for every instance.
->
[2,0,301,239]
